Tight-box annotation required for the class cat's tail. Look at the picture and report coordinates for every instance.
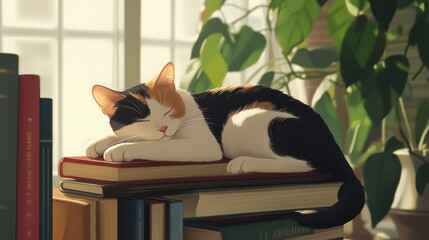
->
[293,170,365,229]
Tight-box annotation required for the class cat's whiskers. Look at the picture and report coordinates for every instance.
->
[118,105,144,117]
[129,99,145,115]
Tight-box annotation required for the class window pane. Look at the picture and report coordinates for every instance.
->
[3,0,57,28]
[175,0,201,41]
[62,38,114,157]
[141,45,170,83]
[63,0,114,31]
[141,0,171,39]
[175,45,194,85]
[2,37,58,98]
[3,37,59,176]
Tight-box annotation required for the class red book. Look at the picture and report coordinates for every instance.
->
[16,75,40,240]
[58,156,331,185]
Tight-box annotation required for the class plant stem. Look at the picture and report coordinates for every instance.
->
[412,64,424,80]
[243,57,286,84]
[223,3,248,11]
[395,101,428,163]
[399,98,414,149]
[230,4,268,25]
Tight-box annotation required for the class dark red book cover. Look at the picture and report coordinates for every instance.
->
[16,75,40,240]
[58,156,331,185]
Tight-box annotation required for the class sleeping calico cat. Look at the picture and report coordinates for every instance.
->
[86,62,364,229]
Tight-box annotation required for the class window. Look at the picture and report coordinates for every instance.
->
[1,0,283,184]
[1,0,119,182]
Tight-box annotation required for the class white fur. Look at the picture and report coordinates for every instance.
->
[222,108,314,173]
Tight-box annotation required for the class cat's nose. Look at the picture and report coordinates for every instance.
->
[159,125,168,133]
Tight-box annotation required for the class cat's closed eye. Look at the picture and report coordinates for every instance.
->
[164,108,173,117]
[136,119,150,122]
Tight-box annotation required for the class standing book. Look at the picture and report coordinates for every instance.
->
[0,52,19,240]
[144,198,166,240]
[53,189,117,240]
[40,98,53,240]
[118,198,145,240]
[16,74,40,240]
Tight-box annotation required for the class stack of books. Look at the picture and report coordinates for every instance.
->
[56,156,344,240]
[0,53,53,240]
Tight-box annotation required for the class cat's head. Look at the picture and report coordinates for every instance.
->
[92,62,185,141]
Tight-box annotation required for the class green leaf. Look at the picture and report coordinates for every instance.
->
[328,0,354,51]
[345,90,372,164]
[187,68,213,93]
[200,33,228,87]
[269,0,283,12]
[346,0,370,16]
[417,22,429,70]
[340,15,386,87]
[291,47,338,68]
[191,18,230,58]
[314,92,343,147]
[384,136,404,153]
[408,12,426,46]
[416,163,429,195]
[361,55,409,126]
[387,25,403,41]
[396,0,414,9]
[258,71,275,87]
[275,0,320,55]
[369,0,396,31]
[364,151,401,227]
[415,100,429,146]
[225,25,266,71]
[202,0,225,23]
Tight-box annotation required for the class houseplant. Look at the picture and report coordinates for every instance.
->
[181,0,429,235]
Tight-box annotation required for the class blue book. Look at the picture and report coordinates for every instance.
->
[0,53,19,240]
[40,98,53,240]
[165,198,183,240]
[118,198,145,240]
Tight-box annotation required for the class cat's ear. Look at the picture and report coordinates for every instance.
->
[92,85,125,118]
[154,61,175,90]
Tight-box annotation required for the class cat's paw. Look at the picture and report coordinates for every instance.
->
[86,141,102,158]
[227,157,255,174]
[103,143,134,162]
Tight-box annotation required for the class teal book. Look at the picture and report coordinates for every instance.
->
[165,198,183,240]
[184,214,314,240]
[0,53,19,240]
[40,98,53,240]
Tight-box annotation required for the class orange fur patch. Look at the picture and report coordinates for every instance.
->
[145,85,185,119]
[129,92,147,105]
[227,101,275,120]
[209,85,256,94]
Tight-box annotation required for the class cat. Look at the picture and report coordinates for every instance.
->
[86,62,364,229]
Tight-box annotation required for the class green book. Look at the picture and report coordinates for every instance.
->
[184,214,314,240]
[40,98,53,240]
[0,53,19,240]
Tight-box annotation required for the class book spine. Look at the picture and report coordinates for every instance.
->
[166,200,183,240]
[0,53,19,240]
[16,75,40,240]
[40,98,53,240]
[185,218,314,240]
[220,218,314,240]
